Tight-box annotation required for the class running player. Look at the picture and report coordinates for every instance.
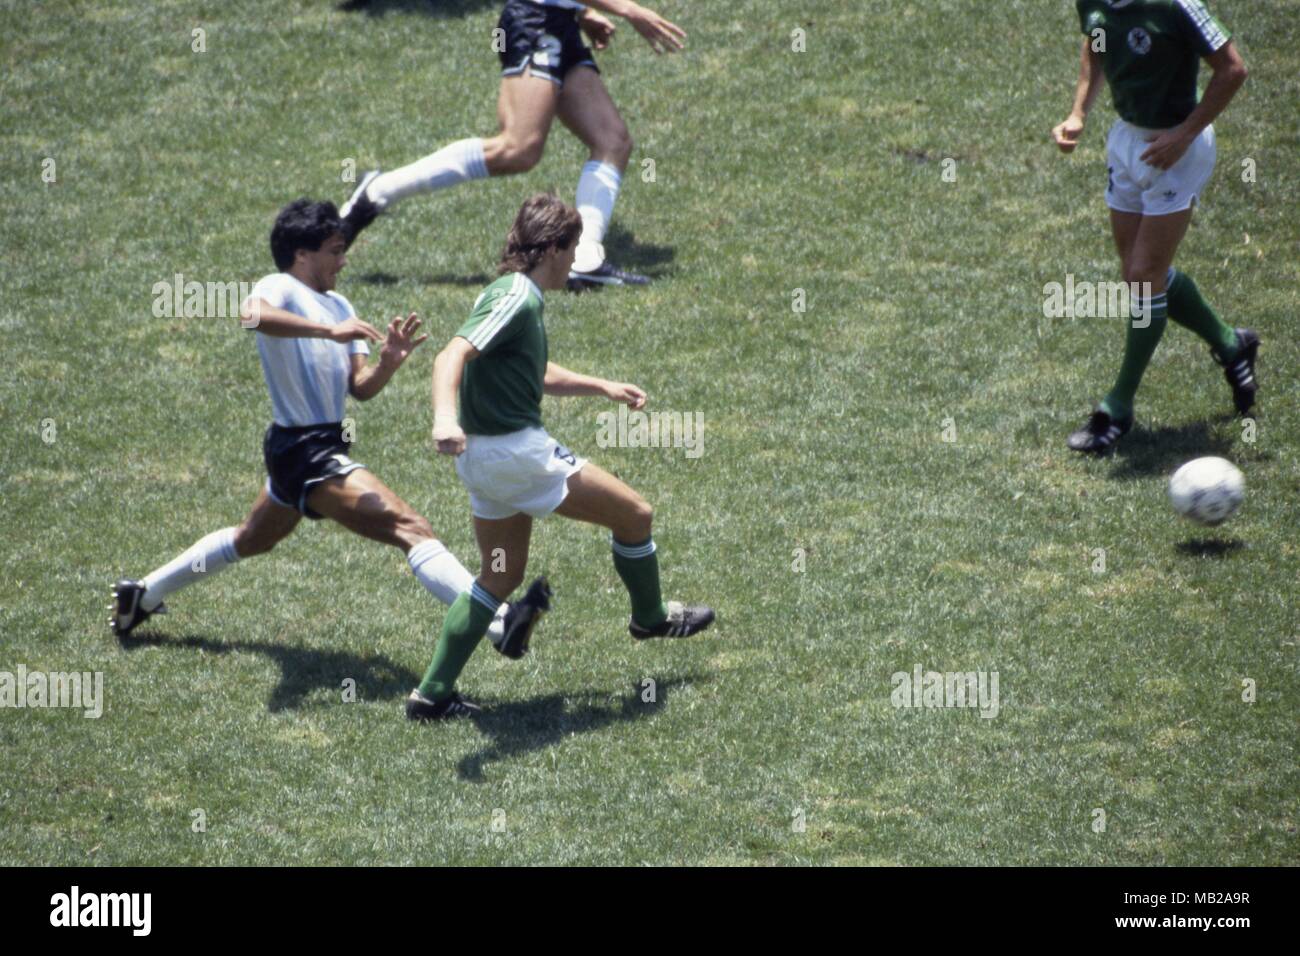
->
[1052,0,1257,453]
[405,193,715,721]
[111,199,522,650]
[339,0,686,290]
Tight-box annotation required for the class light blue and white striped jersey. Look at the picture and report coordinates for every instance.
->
[248,272,369,427]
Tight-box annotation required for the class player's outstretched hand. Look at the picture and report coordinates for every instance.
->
[379,312,429,367]
[1140,129,1193,170]
[1051,115,1084,153]
[433,417,466,456]
[330,317,384,344]
[627,4,686,54]
[579,8,616,50]
[605,381,647,410]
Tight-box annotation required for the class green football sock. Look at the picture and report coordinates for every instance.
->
[611,536,668,628]
[417,586,497,701]
[1099,288,1169,420]
[1166,268,1239,361]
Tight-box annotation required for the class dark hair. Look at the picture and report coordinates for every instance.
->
[270,199,344,270]
[499,193,584,275]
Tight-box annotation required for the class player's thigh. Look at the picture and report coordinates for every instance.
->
[556,66,629,162]
[235,486,301,556]
[472,512,533,599]
[554,462,651,539]
[1109,209,1143,272]
[495,70,561,150]
[307,469,431,549]
[1126,209,1193,289]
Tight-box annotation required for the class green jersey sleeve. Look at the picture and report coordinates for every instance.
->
[1173,0,1230,56]
[456,276,531,356]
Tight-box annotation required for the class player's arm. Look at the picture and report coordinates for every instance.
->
[1141,41,1246,169]
[431,336,479,455]
[1052,38,1104,153]
[350,312,429,401]
[238,297,383,344]
[544,362,646,409]
[579,0,685,54]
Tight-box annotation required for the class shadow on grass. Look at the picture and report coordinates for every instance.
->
[352,270,495,287]
[1175,538,1246,558]
[337,0,498,18]
[118,632,417,713]
[600,222,676,281]
[1106,415,1237,480]
[455,675,702,781]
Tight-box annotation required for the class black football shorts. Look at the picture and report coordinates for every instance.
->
[497,0,599,87]
[263,422,366,519]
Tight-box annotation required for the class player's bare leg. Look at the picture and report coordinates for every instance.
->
[558,67,646,286]
[233,486,301,555]
[556,463,713,638]
[341,68,559,248]
[482,69,563,175]
[307,469,500,619]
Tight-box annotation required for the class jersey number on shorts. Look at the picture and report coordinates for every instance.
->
[553,445,576,466]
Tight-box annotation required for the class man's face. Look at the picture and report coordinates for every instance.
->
[296,233,348,291]
[538,241,577,290]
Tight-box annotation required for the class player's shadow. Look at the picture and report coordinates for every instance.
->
[352,270,495,287]
[600,222,676,281]
[454,675,700,781]
[1175,538,1245,558]
[1106,416,1236,480]
[337,0,498,18]
[118,631,417,713]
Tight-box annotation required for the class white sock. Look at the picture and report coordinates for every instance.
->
[368,138,488,207]
[574,160,622,272]
[141,528,241,611]
[407,540,509,633]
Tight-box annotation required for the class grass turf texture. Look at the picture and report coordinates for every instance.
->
[1,0,1297,865]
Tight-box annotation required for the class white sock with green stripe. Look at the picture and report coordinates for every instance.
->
[611,535,667,628]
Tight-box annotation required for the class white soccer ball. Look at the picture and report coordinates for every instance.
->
[1168,457,1245,526]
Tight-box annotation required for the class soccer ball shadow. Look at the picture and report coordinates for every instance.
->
[1174,538,1245,559]
[1105,416,1235,481]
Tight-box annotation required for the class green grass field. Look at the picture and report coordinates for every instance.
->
[2,0,1296,865]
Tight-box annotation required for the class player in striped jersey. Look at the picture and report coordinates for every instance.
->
[1052,0,1257,454]
[339,0,685,290]
[111,199,521,660]
[406,194,715,721]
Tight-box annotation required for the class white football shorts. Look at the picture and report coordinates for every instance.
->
[1105,118,1216,216]
[455,426,587,520]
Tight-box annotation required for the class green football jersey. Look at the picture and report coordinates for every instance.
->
[1077,0,1230,129]
[455,272,548,436]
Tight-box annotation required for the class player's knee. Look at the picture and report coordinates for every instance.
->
[609,126,633,167]
[626,498,653,539]
[1123,260,1165,290]
[499,137,545,174]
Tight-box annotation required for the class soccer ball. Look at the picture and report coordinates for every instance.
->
[1168,457,1245,526]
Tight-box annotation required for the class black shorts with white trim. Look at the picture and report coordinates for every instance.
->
[263,422,365,519]
[497,0,598,86]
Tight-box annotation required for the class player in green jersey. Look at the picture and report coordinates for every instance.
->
[1052,0,1257,454]
[406,193,715,721]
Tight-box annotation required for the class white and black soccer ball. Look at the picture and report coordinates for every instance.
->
[1168,457,1245,526]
